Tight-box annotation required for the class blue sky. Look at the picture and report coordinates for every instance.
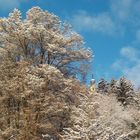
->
[0,0,140,87]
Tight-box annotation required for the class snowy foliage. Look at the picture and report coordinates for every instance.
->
[61,93,140,140]
[0,7,92,76]
[0,60,87,140]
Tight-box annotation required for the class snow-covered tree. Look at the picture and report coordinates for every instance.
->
[0,7,91,140]
[61,93,140,140]
[0,7,92,76]
[97,78,108,93]
[0,60,87,140]
[113,77,134,105]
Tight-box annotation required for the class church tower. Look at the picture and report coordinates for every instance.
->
[89,74,96,94]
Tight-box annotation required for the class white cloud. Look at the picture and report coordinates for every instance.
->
[0,0,21,11]
[71,11,117,35]
[120,46,139,61]
[111,0,132,21]
[123,63,140,88]
[111,0,140,26]
[70,0,140,36]
[112,47,140,88]
[112,59,125,70]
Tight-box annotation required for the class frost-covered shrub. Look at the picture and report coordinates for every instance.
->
[61,93,140,140]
